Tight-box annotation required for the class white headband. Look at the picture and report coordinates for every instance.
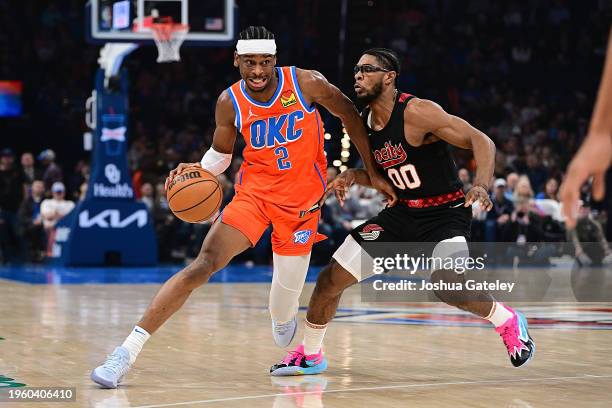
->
[236,39,277,55]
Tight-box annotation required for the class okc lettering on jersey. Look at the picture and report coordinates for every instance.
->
[249,111,305,149]
[374,141,407,169]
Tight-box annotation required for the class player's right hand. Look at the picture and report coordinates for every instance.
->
[369,172,398,207]
[165,162,201,191]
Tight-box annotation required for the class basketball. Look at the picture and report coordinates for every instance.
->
[166,166,222,223]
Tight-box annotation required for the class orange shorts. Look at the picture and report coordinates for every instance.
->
[220,190,324,256]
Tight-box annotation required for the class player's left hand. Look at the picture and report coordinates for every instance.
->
[464,185,492,211]
[165,162,201,191]
[369,173,398,207]
[319,170,356,208]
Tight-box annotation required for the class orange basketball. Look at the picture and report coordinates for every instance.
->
[166,166,223,223]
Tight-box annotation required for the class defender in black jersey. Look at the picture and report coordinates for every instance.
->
[348,90,472,245]
[271,48,535,376]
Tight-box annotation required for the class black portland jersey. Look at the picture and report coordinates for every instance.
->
[362,92,462,200]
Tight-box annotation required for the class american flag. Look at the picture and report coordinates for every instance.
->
[205,18,224,31]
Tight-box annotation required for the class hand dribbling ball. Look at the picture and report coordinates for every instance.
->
[166,166,222,223]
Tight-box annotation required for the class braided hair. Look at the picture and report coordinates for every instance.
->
[239,26,275,40]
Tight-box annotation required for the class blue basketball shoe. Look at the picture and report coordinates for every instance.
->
[270,344,328,376]
[496,309,536,367]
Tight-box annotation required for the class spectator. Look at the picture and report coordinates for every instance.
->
[513,175,534,202]
[536,177,559,200]
[21,152,42,186]
[38,149,63,191]
[139,182,155,213]
[486,178,515,241]
[68,161,90,201]
[18,180,46,262]
[353,185,385,219]
[567,203,612,266]
[500,197,556,265]
[520,95,540,125]
[40,182,74,232]
[501,198,542,243]
[0,148,26,263]
[525,154,548,192]
[512,40,532,64]
[78,183,88,201]
[458,168,472,194]
[505,172,519,201]
[153,182,180,262]
[321,167,359,245]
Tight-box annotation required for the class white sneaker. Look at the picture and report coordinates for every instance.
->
[91,346,131,388]
[272,316,297,347]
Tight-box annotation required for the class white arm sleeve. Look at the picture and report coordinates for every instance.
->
[200,147,232,176]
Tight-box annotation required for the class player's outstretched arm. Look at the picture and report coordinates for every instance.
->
[296,68,397,205]
[405,98,495,211]
[165,91,237,190]
[560,29,612,228]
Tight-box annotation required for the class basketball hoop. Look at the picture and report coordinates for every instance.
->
[150,17,189,63]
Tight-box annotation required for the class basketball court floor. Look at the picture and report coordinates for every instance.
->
[1,265,612,407]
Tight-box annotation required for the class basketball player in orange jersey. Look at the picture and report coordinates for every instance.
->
[91,26,396,388]
[271,48,535,376]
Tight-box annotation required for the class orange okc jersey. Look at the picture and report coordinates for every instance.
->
[227,66,327,209]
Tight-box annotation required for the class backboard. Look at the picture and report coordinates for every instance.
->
[86,0,236,45]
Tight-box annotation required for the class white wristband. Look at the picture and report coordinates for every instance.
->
[200,147,232,176]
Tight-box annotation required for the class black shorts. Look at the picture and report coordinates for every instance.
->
[350,199,472,245]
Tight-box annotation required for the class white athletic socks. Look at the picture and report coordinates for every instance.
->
[485,302,514,327]
[121,326,151,364]
[303,319,327,355]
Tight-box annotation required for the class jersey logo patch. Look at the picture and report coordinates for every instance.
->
[280,90,297,108]
[294,229,313,244]
[359,224,384,241]
[247,107,259,121]
[373,141,407,169]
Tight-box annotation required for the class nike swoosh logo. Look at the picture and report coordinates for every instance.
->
[134,328,145,335]
[450,202,464,208]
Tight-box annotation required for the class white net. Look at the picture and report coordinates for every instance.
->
[151,23,189,63]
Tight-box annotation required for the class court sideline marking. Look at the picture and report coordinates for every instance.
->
[131,373,612,407]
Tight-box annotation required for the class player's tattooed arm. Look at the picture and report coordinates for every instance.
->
[296,68,397,205]
[405,98,495,211]
[165,91,237,190]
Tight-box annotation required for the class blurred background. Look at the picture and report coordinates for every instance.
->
[0,0,611,267]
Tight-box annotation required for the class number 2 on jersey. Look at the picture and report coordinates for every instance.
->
[387,164,421,189]
[274,146,292,170]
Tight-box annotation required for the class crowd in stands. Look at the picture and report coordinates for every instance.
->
[0,148,77,262]
[1,143,609,266]
[1,0,611,265]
